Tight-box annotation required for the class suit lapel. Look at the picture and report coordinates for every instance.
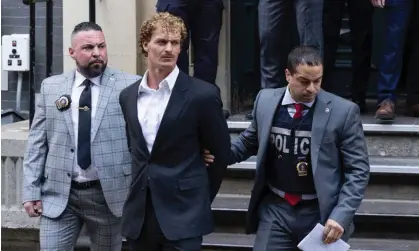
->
[129,81,150,157]
[311,90,332,174]
[59,71,76,145]
[91,68,114,141]
[151,72,188,154]
[259,88,285,161]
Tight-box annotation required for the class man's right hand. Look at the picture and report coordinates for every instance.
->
[202,149,215,166]
[23,200,43,217]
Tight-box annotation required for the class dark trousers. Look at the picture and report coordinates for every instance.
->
[377,0,412,104]
[258,0,323,89]
[253,191,321,251]
[156,0,223,85]
[405,0,419,106]
[322,0,373,100]
[126,190,202,251]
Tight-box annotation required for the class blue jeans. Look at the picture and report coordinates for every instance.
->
[377,0,412,104]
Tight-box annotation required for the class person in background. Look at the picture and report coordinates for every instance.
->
[245,0,324,120]
[371,0,412,122]
[156,0,230,118]
[403,0,419,117]
[322,0,373,113]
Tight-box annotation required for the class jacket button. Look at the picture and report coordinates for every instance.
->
[67,173,71,177]
[70,149,74,153]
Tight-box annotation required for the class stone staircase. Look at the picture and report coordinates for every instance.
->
[72,115,419,251]
[199,115,419,251]
[2,114,418,251]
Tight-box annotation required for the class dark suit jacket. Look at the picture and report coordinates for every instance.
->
[229,88,370,241]
[119,71,231,241]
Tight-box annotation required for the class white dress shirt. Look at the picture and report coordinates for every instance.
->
[71,70,101,182]
[137,66,179,153]
[281,87,315,117]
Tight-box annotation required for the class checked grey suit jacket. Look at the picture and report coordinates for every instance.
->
[229,88,370,239]
[22,67,141,218]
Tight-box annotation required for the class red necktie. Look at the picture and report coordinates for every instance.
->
[293,103,304,119]
[284,193,302,206]
[283,103,304,206]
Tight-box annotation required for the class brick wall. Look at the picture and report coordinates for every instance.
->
[1,0,63,112]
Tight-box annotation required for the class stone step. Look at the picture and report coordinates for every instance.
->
[71,234,419,251]
[227,115,419,134]
[211,195,419,237]
[5,228,418,251]
[202,233,419,251]
[227,115,419,157]
[220,157,419,201]
[228,156,419,174]
[229,134,419,157]
[219,177,419,201]
[213,195,419,217]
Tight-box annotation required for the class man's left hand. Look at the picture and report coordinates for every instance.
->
[323,219,344,244]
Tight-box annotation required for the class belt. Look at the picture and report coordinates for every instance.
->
[268,183,318,200]
[71,180,100,189]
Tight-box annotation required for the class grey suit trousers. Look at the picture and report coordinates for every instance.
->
[39,183,122,251]
[259,0,324,89]
[254,192,321,251]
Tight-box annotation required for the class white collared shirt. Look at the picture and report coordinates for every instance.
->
[137,66,179,153]
[71,70,101,182]
[281,87,315,117]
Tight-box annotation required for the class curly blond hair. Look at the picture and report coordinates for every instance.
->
[139,12,188,57]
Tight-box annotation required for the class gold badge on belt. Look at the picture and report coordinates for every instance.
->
[296,158,308,176]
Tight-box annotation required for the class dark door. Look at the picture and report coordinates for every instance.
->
[229,0,260,114]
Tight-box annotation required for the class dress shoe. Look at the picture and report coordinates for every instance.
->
[374,100,395,122]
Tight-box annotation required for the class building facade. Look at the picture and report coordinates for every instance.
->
[1,0,63,112]
[0,0,232,114]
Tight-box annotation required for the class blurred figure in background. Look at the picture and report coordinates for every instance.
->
[155,0,230,118]
[372,0,412,122]
[403,0,419,117]
[258,0,323,90]
[323,0,373,113]
[244,0,324,120]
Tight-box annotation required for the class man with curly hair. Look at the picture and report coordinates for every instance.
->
[119,12,231,250]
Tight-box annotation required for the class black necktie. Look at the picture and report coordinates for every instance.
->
[77,79,92,170]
